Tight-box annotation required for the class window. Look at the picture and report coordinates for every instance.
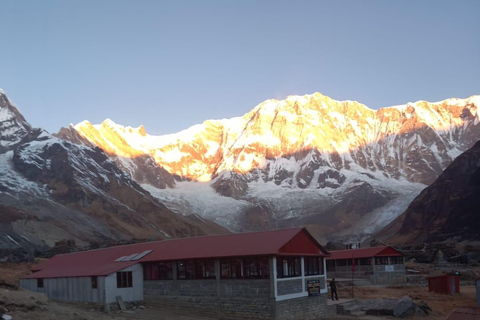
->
[305,257,324,276]
[326,260,335,272]
[358,258,372,265]
[244,257,270,279]
[177,260,195,280]
[390,256,404,265]
[336,259,347,267]
[375,257,389,265]
[91,276,98,289]
[158,262,173,280]
[143,262,173,280]
[220,257,269,279]
[116,271,133,288]
[276,257,301,278]
[195,260,216,279]
[221,259,243,279]
[37,278,44,288]
[143,262,158,280]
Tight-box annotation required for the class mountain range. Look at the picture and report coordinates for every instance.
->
[0,88,479,255]
[58,92,480,242]
[0,89,226,257]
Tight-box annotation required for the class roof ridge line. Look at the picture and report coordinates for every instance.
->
[48,228,306,256]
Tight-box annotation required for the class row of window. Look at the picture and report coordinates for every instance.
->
[276,257,324,278]
[36,256,327,289]
[375,256,404,265]
[144,257,271,280]
[144,256,325,280]
[326,256,404,270]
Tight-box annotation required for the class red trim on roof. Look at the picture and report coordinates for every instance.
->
[326,246,401,260]
[24,228,328,279]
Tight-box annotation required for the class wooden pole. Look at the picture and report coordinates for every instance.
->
[351,255,354,299]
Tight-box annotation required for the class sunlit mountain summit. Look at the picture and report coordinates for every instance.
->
[59,92,480,241]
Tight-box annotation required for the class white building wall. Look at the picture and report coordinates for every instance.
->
[20,264,143,303]
[105,264,143,303]
[20,276,106,302]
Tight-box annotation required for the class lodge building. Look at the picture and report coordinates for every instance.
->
[326,246,406,284]
[20,228,333,320]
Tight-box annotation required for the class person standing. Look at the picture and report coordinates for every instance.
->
[330,278,338,301]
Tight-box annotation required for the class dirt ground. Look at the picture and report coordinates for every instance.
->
[335,285,478,320]
[2,284,478,320]
[1,262,479,319]
[1,287,213,320]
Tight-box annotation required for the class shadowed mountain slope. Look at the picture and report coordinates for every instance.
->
[374,140,480,244]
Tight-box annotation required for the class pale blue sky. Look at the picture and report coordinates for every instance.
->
[0,0,479,135]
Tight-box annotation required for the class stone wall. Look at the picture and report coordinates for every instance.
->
[145,280,216,297]
[219,279,270,297]
[277,279,302,296]
[144,280,176,297]
[148,296,274,320]
[274,294,330,320]
[147,294,331,320]
[145,279,330,319]
[145,279,270,299]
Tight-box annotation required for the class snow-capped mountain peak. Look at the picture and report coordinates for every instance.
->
[59,92,480,240]
[70,93,479,182]
[0,89,32,152]
[0,89,227,253]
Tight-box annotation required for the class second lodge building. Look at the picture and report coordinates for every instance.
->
[20,228,332,320]
[326,246,406,284]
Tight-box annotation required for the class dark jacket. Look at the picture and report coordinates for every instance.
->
[329,279,337,290]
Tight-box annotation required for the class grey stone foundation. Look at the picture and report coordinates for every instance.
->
[145,279,330,319]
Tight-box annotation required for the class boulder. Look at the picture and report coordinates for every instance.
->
[393,296,416,317]
[359,296,430,318]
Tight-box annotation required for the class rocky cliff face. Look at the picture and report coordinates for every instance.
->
[0,89,33,153]
[60,92,480,241]
[374,140,480,244]
[0,90,227,255]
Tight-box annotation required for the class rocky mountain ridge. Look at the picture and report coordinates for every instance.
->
[0,89,227,257]
[59,92,480,241]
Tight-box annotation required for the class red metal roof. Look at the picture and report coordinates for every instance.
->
[326,246,402,260]
[446,308,480,320]
[24,228,328,279]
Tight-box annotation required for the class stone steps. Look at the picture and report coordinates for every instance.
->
[336,300,367,317]
[350,310,367,317]
[336,301,359,316]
